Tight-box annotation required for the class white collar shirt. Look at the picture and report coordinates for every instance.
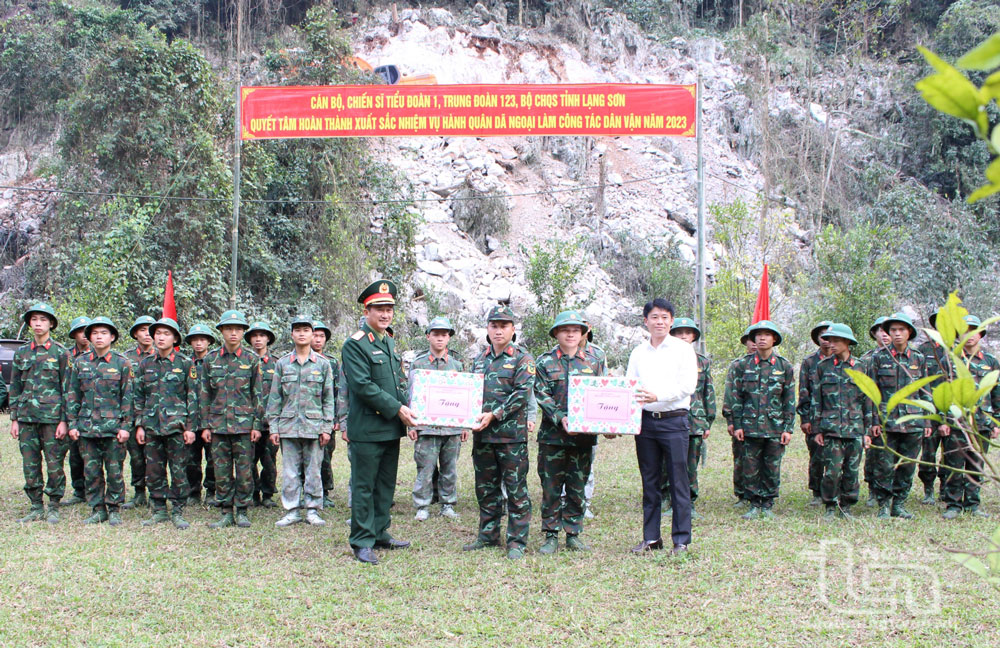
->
[626,335,698,412]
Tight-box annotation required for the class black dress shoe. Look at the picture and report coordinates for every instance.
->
[671,543,689,555]
[353,547,379,564]
[630,539,664,553]
[374,537,411,550]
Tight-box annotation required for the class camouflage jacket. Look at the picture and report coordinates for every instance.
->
[796,351,831,430]
[66,345,89,361]
[690,352,717,435]
[471,342,535,444]
[866,345,928,433]
[133,350,199,436]
[10,338,69,424]
[810,354,872,438]
[199,345,263,435]
[323,352,341,430]
[409,349,465,436]
[65,350,133,437]
[918,340,953,382]
[582,342,608,375]
[963,349,1000,432]
[255,353,277,431]
[722,354,749,426]
[731,352,796,437]
[534,346,602,447]
[336,363,349,433]
[266,351,335,439]
[341,323,408,443]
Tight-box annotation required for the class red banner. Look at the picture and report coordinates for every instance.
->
[240,84,696,140]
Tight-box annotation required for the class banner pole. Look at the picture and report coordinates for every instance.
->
[231,83,241,309]
[696,71,706,354]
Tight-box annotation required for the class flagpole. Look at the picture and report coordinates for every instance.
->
[695,70,706,354]
[231,82,241,310]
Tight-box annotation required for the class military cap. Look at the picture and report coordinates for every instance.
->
[740,325,754,345]
[245,320,276,345]
[358,279,397,307]
[486,304,516,323]
[928,308,940,329]
[670,317,701,342]
[810,320,834,346]
[882,312,917,341]
[68,316,91,337]
[129,315,156,339]
[746,320,783,346]
[964,315,985,338]
[216,309,249,330]
[868,316,888,340]
[184,324,216,345]
[311,320,332,340]
[85,316,120,343]
[289,316,314,331]
[149,317,182,343]
[426,316,456,336]
[548,310,588,338]
[23,302,58,329]
[820,322,858,345]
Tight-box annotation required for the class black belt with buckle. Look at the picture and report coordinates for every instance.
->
[644,409,688,420]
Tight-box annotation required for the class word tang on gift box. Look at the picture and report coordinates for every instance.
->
[409,369,485,428]
[566,375,642,435]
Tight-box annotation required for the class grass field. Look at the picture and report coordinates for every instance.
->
[1,417,998,647]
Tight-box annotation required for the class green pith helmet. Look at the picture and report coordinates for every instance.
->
[85,316,119,343]
[810,320,834,346]
[216,310,249,330]
[747,320,783,346]
[740,325,754,345]
[670,317,701,342]
[820,322,858,346]
[245,321,276,345]
[882,311,917,341]
[68,316,91,337]
[486,304,516,323]
[358,279,398,306]
[869,316,888,340]
[964,315,985,338]
[129,315,156,339]
[184,324,216,345]
[149,317,181,343]
[23,302,58,330]
[426,316,456,336]
[549,310,589,338]
[290,316,314,331]
[311,320,332,340]
[928,308,940,328]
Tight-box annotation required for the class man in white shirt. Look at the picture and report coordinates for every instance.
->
[626,299,698,554]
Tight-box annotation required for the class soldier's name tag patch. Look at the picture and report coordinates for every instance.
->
[106,368,119,373]
[503,364,515,369]
[172,368,183,373]
[581,367,594,374]
[773,371,784,375]
[240,364,251,369]
[45,357,57,362]
[910,365,919,370]
[311,370,320,375]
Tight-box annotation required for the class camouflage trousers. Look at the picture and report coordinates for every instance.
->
[661,435,704,506]
[144,434,190,512]
[17,422,69,507]
[211,434,254,511]
[186,433,215,498]
[252,432,278,499]
[870,431,922,506]
[472,441,531,548]
[731,436,746,500]
[538,444,592,536]
[741,437,786,509]
[805,433,823,497]
[321,434,337,494]
[125,432,146,490]
[68,438,86,498]
[863,443,880,485]
[941,431,991,510]
[79,436,126,511]
[819,436,863,507]
[413,434,461,508]
[918,431,946,491]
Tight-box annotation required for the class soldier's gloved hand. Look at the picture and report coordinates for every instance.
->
[116,429,129,444]
[733,428,744,441]
[320,432,332,446]
[251,429,261,443]
[182,430,195,445]
[270,433,280,447]
[55,421,68,440]
[473,411,495,432]
[9,420,18,440]
[779,432,792,445]
[136,427,146,445]
[68,428,80,441]
[201,429,212,443]
[398,405,418,427]
[937,424,950,437]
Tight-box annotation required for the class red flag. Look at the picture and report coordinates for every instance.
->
[751,264,770,324]
[162,270,177,321]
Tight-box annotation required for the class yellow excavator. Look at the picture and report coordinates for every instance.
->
[344,56,438,85]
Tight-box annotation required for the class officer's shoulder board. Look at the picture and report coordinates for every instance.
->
[351,330,365,341]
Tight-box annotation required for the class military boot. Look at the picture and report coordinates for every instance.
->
[823,505,838,521]
[921,484,935,505]
[808,495,823,507]
[323,492,335,510]
[507,545,525,560]
[208,511,235,529]
[760,508,776,520]
[891,503,914,520]
[261,496,276,508]
[865,494,877,508]
[64,492,87,506]
[122,488,147,510]
[968,507,990,518]
[942,507,961,520]
[46,505,60,524]
[539,533,559,555]
[876,503,892,519]
[741,506,761,520]
[108,510,123,526]
[838,506,855,521]
[142,509,170,526]
[566,535,591,552]
[84,508,109,524]
[462,539,497,551]
[171,511,190,530]
[186,492,202,507]
[235,508,251,528]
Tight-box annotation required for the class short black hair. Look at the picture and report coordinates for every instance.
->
[643,298,675,318]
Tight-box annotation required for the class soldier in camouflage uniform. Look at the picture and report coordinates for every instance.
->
[660,318,716,518]
[860,316,890,506]
[810,324,873,520]
[731,320,795,520]
[9,303,70,523]
[311,320,341,509]
[408,316,466,522]
[534,310,601,554]
[269,317,336,528]
[122,314,156,510]
[133,318,199,529]
[917,308,951,504]
[578,318,606,519]
[465,305,535,560]
[866,312,932,520]
[246,321,279,508]
[63,315,92,506]
[200,310,263,529]
[941,315,1000,519]
[797,321,834,506]
[184,324,216,506]
[724,327,756,507]
[66,317,133,526]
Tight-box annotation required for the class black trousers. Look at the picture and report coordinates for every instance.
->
[635,413,692,546]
